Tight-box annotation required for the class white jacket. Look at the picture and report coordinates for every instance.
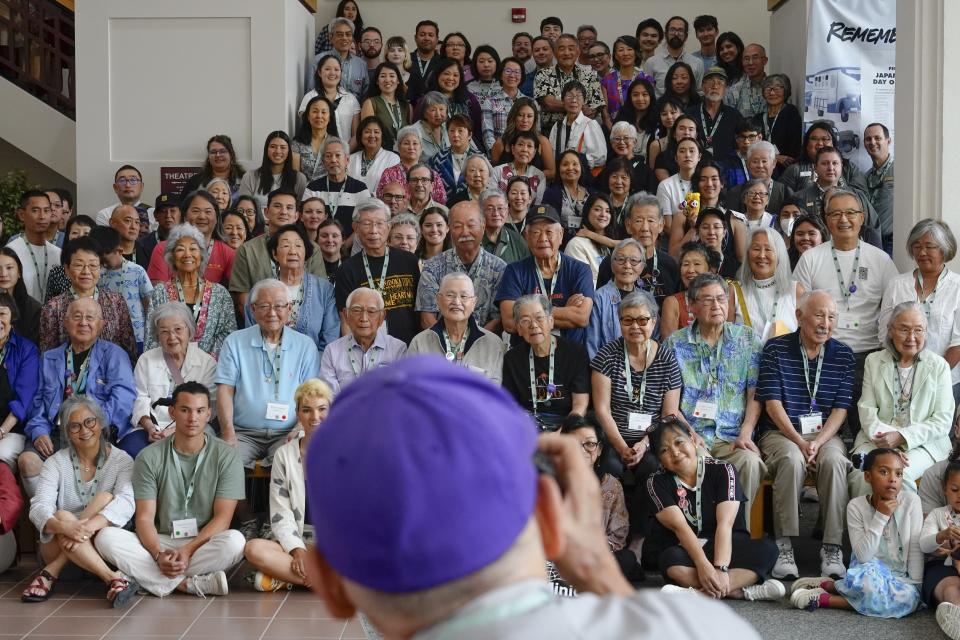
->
[547,112,606,169]
[131,344,217,430]
[847,492,924,583]
[270,432,308,554]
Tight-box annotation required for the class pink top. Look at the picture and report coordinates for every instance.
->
[147,239,235,287]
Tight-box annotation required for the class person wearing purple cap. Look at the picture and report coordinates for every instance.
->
[496,203,594,346]
[300,355,761,639]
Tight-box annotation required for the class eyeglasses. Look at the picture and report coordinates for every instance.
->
[736,133,760,141]
[825,209,862,220]
[116,177,141,186]
[502,68,522,77]
[208,149,230,157]
[746,191,769,199]
[408,177,432,184]
[581,440,600,453]
[348,305,383,316]
[253,302,290,313]
[236,207,256,216]
[66,417,98,434]
[696,294,728,306]
[620,315,652,327]
[517,314,550,329]
[332,30,354,38]
[610,136,633,144]
[612,255,643,266]
[70,262,101,273]
[440,292,476,302]
[357,220,388,230]
[381,194,406,202]
[893,327,925,338]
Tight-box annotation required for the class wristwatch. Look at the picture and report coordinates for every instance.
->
[714,564,729,573]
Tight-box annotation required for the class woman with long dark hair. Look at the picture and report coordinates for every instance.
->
[715,32,745,85]
[0,248,41,345]
[238,131,307,209]
[177,135,245,203]
[490,96,555,180]
[564,192,617,284]
[426,57,484,152]
[602,36,644,119]
[662,61,700,109]
[614,77,658,151]
[293,95,339,181]
[440,32,473,82]
[360,61,412,151]
[300,54,361,149]
[466,44,502,104]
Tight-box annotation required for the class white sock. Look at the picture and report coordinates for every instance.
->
[776,537,792,549]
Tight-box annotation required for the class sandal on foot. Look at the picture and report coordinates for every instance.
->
[21,570,56,603]
[107,576,139,609]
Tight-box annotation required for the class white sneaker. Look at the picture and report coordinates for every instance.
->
[790,587,826,610]
[938,602,960,640]
[743,579,785,602]
[772,541,799,580]
[660,584,697,595]
[790,576,827,594]
[185,570,228,597]
[819,544,846,579]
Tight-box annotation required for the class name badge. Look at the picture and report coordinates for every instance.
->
[567,215,582,229]
[800,170,811,178]
[800,412,823,435]
[693,400,718,420]
[836,311,859,330]
[265,402,290,421]
[172,517,199,539]
[628,412,653,432]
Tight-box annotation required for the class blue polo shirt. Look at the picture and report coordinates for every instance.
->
[216,325,320,430]
[756,331,855,434]
[495,255,595,345]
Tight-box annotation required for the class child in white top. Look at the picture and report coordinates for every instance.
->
[790,448,923,618]
[919,461,960,639]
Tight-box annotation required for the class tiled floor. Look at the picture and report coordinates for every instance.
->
[0,558,363,640]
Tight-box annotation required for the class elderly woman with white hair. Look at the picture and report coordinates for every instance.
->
[144,223,236,359]
[587,238,645,358]
[851,301,954,496]
[605,121,658,195]
[23,395,138,606]
[412,91,451,163]
[407,273,506,383]
[132,302,217,451]
[736,227,803,342]
[446,154,497,207]
[880,219,960,401]
[375,125,447,203]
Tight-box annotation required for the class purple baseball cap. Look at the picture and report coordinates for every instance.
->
[305,355,540,593]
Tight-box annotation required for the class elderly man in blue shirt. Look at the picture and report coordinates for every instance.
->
[216,279,320,470]
[19,297,136,496]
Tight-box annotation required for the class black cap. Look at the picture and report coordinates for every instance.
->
[155,193,179,210]
[695,207,727,228]
[525,203,561,225]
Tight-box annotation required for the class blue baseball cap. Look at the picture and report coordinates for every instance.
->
[305,355,539,593]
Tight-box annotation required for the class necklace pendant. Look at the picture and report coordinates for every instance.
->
[445,351,455,362]
[849,284,858,294]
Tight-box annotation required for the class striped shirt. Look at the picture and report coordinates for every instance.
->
[756,331,855,434]
[590,338,682,444]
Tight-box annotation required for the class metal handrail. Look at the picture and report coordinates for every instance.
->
[0,0,74,119]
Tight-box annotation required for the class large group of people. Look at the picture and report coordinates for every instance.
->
[5,2,960,638]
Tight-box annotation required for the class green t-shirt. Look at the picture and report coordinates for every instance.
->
[133,436,245,535]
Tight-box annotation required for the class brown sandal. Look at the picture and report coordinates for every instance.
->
[107,575,139,608]
[21,570,56,603]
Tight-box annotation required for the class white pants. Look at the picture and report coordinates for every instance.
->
[0,434,26,469]
[95,528,245,596]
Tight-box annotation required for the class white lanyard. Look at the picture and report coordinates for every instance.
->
[674,455,706,534]
[26,243,49,299]
[174,278,204,322]
[830,241,861,311]
[326,177,349,222]
[443,328,469,363]
[622,339,652,405]
[699,105,724,152]
[362,251,390,294]
[169,436,209,517]
[529,337,556,415]
[801,344,825,412]
[263,336,283,400]
[535,255,560,300]
[894,361,918,417]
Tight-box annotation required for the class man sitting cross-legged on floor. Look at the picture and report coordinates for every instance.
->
[95,381,246,597]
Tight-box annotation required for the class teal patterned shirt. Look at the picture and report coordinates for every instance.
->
[664,322,762,445]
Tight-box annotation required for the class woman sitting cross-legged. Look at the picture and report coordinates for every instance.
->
[645,416,784,601]
[23,396,138,607]
[243,379,332,591]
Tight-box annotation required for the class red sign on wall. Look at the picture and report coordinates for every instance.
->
[160,166,202,195]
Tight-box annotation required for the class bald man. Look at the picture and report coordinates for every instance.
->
[110,204,150,267]
[725,43,768,117]
[755,290,854,581]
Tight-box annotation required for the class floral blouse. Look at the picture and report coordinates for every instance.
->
[144,280,237,359]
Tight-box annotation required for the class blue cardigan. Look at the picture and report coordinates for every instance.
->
[245,273,340,352]
[3,332,40,426]
[26,339,136,442]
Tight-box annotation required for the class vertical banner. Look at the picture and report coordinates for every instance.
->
[804,0,896,169]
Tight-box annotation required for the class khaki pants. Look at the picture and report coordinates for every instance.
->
[95,528,245,597]
[759,431,851,546]
[710,439,766,533]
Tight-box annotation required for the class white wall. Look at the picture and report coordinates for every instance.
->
[317,1,770,58]
[74,0,314,212]
[768,0,808,108]
[0,79,76,181]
